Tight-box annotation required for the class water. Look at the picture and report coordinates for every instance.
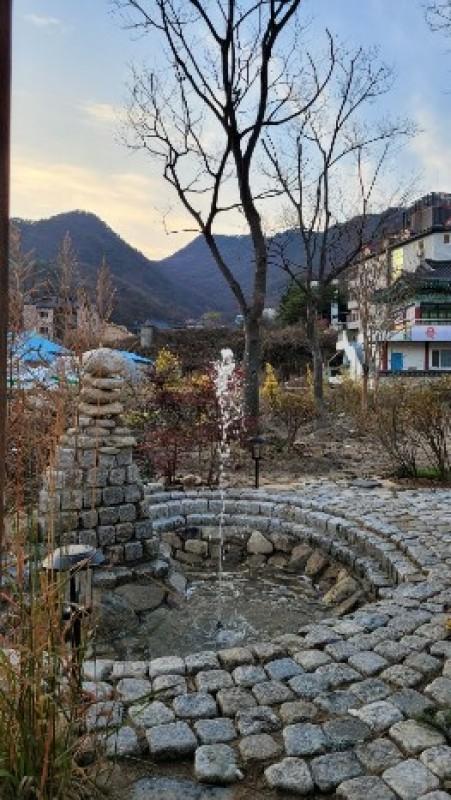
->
[212,348,241,634]
[95,567,326,660]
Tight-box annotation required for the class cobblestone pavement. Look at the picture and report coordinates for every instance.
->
[84,482,451,798]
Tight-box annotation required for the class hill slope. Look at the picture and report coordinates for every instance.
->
[14,208,403,327]
[14,211,189,327]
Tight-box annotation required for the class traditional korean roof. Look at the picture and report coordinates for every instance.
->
[373,260,451,304]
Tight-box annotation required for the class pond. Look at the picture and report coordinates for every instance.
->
[93,566,329,660]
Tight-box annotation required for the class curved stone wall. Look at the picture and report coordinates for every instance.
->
[82,484,451,799]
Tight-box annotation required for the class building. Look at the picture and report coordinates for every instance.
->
[336,193,451,377]
[23,297,78,342]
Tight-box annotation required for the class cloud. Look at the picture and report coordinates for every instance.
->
[408,107,451,192]
[81,102,123,126]
[10,154,197,259]
[24,14,63,29]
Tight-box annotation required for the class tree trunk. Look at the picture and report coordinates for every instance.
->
[312,338,324,405]
[362,363,369,413]
[306,302,323,406]
[244,314,262,428]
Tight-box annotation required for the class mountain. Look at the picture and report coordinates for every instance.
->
[14,211,190,327]
[13,208,403,327]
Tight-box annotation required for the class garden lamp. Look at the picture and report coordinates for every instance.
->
[249,435,265,489]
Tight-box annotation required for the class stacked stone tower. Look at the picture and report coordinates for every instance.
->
[39,348,154,564]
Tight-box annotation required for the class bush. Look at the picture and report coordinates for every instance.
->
[129,348,244,485]
[366,378,451,479]
[261,363,316,448]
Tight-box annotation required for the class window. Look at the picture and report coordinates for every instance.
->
[39,310,48,318]
[39,326,49,336]
[431,349,451,368]
[445,234,450,244]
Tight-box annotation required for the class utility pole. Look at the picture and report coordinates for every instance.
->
[0,0,12,575]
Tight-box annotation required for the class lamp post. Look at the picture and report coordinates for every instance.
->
[249,435,265,489]
[42,544,104,670]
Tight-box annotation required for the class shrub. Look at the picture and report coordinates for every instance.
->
[261,363,316,448]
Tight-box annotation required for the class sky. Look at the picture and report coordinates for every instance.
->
[11,0,451,260]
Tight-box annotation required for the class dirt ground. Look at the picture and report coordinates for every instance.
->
[228,408,390,489]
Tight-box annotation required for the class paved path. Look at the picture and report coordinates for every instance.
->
[84,482,451,798]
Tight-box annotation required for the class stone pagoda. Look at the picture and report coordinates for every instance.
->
[39,348,155,564]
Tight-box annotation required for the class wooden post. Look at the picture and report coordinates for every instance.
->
[0,0,12,575]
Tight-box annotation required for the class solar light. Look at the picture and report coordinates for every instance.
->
[249,434,265,489]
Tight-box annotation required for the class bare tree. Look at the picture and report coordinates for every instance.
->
[117,0,334,423]
[53,232,79,345]
[9,224,36,334]
[96,256,116,323]
[347,247,395,410]
[264,44,414,403]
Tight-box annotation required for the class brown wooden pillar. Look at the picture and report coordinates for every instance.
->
[0,0,12,574]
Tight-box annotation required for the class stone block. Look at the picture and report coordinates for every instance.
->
[149,656,185,679]
[78,449,97,469]
[129,700,175,728]
[98,526,115,546]
[152,674,187,701]
[236,706,280,736]
[355,737,402,773]
[383,759,440,799]
[239,733,282,762]
[86,468,108,488]
[323,717,371,750]
[80,509,98,529]
[265,757,314,795]
[232,665,267,687]
[185,539,209,557]
[83,488,102,508]
[109,467,126,486]
[97,453,117,469]
[147,721,197,759]
[350,701,403,733]
[336,776,396,800]
[283,723,328,756]
[111,660,148,679]
[78,529,98,547]
[85,700,123,731]
[116,677,152,704]
[105,544,124,564]
[194,744,241,784]
[196,670,234,694]
[194,718,236,745]
[420,745,451,779]
[173,692,217,720]
[389,720,445,755]
[135,520,154,539]
[127,464,140,484]
[124,541,143,562]
[103,486,124,505]
[265,658,303,682]
[310,751,363,792]
[186,652,220,675]
[124,484,143,503]
[217,688,256,716]
[116,448,133,466]
[253,681,295,705]
[218,647,254,670]
[115,522,134,543]
[99,506,120,525]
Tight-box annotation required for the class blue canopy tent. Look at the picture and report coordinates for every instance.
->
[9,334,153,388]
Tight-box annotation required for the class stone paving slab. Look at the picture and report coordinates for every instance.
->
[79,483,451,797]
